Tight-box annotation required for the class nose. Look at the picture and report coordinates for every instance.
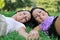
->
[37,13,40,17]
[24,15,27,21]
[18,15,23,20]
[24,15,26,17]
[37,13,43,19]
[19,15,26,19]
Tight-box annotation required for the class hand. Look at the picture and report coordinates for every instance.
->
[18,27,29,39]
[23,32,29,38]
[27,30,40,40]
[19,31,29,39]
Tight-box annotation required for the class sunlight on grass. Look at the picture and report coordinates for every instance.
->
[0,11,59,40]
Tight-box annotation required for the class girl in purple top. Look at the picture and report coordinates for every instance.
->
[28,7,60,39]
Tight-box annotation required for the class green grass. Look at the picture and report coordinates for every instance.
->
[0,27,58,40]
[0,11,59,40]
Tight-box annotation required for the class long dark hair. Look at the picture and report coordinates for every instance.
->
[30,7,49,16]
[30,7,50,28]
[15,10,33,28]
[15,10,30,14]
[16,10,39,28]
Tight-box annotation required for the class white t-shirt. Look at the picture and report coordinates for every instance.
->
[4,17,26,34]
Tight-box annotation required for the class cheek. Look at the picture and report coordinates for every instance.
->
[27,17,30,21]
[40,13,47,20]
[42,15,48,20]
[19,19,26,23]
[37,19,42,23]
[27,14,31,20]
[35,17,42,23]
[43,13,48,17]
[17,16,23,20]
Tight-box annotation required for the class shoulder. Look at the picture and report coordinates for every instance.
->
[15,21,25,27]
[40,16,55,31]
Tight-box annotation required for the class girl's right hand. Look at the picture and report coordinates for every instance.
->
[27,30,40,40]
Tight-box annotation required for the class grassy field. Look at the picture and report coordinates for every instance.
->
[0,27,58,40]
[0,11,59,40]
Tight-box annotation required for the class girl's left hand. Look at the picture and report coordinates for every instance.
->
[27,30,40,40]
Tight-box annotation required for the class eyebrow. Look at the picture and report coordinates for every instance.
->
[23,12,25,15]
[39,11,41,13]
[23,12,29,21]
[34,14,40,18]
[24,17,28,22]
[34,15,37,18]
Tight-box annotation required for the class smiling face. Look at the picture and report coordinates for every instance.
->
[12,11,31,23]
[32,9,49,23]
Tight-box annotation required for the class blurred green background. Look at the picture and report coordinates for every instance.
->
[0,0,60,16]
[0,0,60,40]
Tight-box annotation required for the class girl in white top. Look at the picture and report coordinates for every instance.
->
[0,10,31,38]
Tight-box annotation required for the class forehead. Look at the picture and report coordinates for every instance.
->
[32,9,40,15]
[17,11,30,15]
[33,9,43,13]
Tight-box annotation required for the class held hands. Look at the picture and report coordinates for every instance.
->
[26,25,40,40]
[26,30,40,40]
[19,27,40,40]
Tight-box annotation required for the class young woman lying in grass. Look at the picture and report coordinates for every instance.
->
[0,10,31,38]
[28,7,60,40]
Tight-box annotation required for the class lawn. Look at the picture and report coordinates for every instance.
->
[0,11,58,40]
[0,27,58,40]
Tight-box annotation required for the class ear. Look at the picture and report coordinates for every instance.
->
[55,16,60,35]
[12,14,17,20]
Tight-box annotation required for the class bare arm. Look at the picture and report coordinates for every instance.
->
[17,27,28,38]
[33,24,40,31]
[28,25,40,40]
[55,16,60,35]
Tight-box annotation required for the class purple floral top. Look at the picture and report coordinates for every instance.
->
[40,16,55,32]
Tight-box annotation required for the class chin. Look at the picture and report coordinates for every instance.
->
[38,21,42,24]
[21,22,26,23]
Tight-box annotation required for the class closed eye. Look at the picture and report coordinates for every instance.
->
[39,11,41,13]
[34,16,38,18]
[23,13,25,15]
[24,16,28,22]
